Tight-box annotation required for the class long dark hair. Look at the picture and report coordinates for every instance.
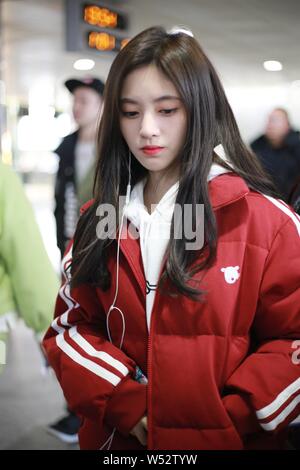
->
[70,26,277,299]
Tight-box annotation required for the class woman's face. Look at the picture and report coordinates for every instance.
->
[119,64,187,178]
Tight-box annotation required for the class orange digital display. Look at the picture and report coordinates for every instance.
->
[66,0,128,53]
[88,32,130,52]
[88,31,116,51]
[84,5,121,29]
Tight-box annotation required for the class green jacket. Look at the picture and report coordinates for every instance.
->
[0,162,59,368]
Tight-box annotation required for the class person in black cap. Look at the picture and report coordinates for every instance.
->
[54,76,105,258]
[48,77,104,445]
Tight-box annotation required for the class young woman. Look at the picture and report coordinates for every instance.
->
[43,26,300,450]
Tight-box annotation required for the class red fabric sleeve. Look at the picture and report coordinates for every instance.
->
[223,218,300,436]
[43,243,146,438]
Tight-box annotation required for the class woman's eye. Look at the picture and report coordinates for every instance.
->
[159,108,178,115]
[122,111,139,118]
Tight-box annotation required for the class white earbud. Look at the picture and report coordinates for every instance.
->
[125,150,132,205]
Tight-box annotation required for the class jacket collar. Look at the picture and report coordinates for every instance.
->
[209,173,249,209]
[79,173,249,219]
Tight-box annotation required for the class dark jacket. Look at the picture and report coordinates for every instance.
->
[251,130,300,201]
[54,131,79,257]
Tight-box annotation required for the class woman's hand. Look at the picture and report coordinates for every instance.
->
[130,416,148,446]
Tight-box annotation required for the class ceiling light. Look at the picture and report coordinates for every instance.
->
[263,60,282,72]
[73,59,95,71]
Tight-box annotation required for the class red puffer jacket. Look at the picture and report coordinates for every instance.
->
[43,174,300,450]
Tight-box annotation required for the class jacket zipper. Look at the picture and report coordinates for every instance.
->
[146,260,167,450]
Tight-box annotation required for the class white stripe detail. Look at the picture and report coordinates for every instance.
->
[51,245,79,332]
[256,377,300,419]
[61,246,73,280]
[56,333,121,386]
[69,326,129,376]
[60,310,72,327]
[60,281,79,312]
[278,200,300,223]
[260,394,300,431]
[51,284,78,333]
[52,243,129,386]
[262,195,300,236]
[51,317,64,334]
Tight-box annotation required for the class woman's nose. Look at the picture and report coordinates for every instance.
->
[139,112,160,138]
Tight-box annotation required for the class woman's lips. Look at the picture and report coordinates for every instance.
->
[141,146,165,156]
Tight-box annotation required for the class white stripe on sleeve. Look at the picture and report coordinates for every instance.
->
[256,377,300,420]
[262,195,300,236]
[53,244,129,386]
[259,395,300,431]
[56,333,122,386]
[69,326,129,376]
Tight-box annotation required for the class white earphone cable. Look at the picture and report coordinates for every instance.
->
[100,151,132,450]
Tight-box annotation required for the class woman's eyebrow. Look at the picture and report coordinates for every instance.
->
[120,95,181,104]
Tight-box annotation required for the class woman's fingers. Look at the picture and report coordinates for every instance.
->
[135,424,147,446]
[141,416,148,431]
[130,416,148,446]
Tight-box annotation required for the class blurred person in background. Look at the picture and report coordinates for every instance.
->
[0,160,59,374]
[251,108,300,201]
[54,77,104,258]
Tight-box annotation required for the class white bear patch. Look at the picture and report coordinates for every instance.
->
[220,266,240,284]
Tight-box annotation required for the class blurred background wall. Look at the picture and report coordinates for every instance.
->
[2,0,300,165]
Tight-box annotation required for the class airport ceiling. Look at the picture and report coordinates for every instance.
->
[1,0,300,104]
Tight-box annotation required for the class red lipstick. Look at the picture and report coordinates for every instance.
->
[141,146,164,156]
